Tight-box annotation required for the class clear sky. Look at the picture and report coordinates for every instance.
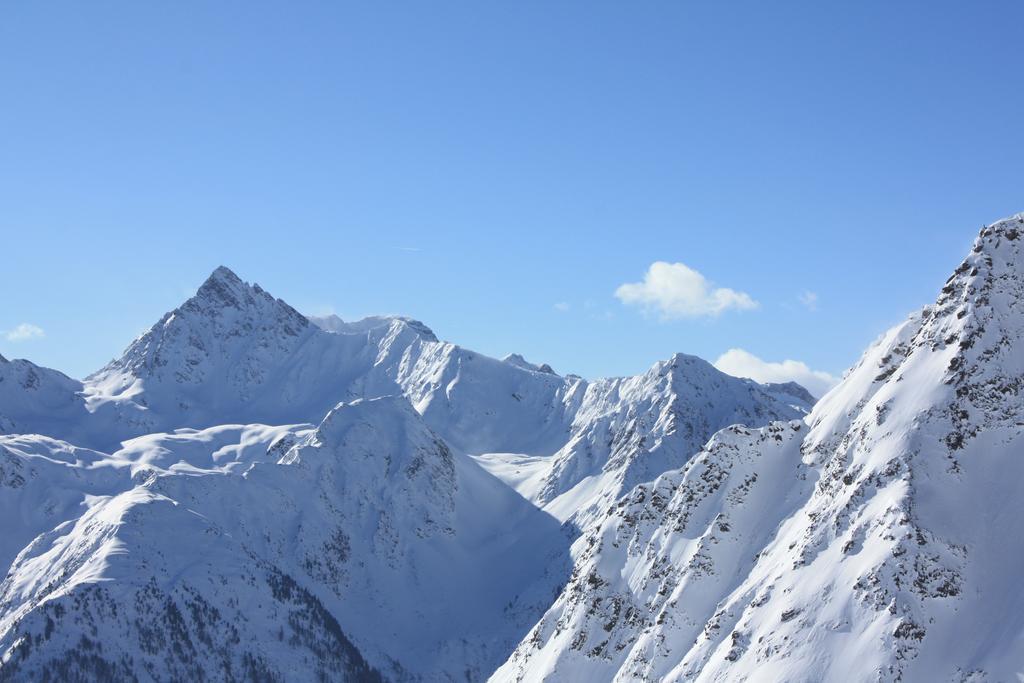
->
[1,2,1022,392]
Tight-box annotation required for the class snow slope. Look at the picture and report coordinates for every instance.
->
[0,397,572,681]
[493,214,1024,682]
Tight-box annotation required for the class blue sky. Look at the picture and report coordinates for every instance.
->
[1,2,1022,391]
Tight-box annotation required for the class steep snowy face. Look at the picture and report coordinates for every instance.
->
[485,353,809,530]
[495,214,1024,682]
[280,395,457,545]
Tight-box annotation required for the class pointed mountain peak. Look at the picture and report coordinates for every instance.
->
[192,265,261,311]
[667,351,705,366]
[923,212,1023,342]
[649,352,717,380]
[177,267,307,330]
[657,353,814,409]
[207,264,242,283]
[91,267,312,389]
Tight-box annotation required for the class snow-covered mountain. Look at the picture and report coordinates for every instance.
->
[493,214,1024,682]
[3,265,804,509]
[0,397,570,681]
[474,353,810,530]
[5,212,1019,682]
[61,267,581,455]
[0,263,810,681]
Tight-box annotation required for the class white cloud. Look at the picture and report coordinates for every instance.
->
[615,262,758,319]
[553,302,570,312]
[4,323,45,342]
[714,348,838,398]
[798,290,819,311]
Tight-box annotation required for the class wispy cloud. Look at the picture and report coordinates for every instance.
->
[615,262,758,319]
[396,246,422,253]
[4,323,45,342]
[553,302,570,312]
[798,290,819,311]
[714,348,838,398]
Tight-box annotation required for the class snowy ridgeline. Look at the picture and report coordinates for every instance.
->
[1,214,1023,682]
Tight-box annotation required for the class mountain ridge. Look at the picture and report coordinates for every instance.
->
[3,265,811,468]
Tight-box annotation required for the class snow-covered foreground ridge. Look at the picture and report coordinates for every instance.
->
[1,213,1021,682]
